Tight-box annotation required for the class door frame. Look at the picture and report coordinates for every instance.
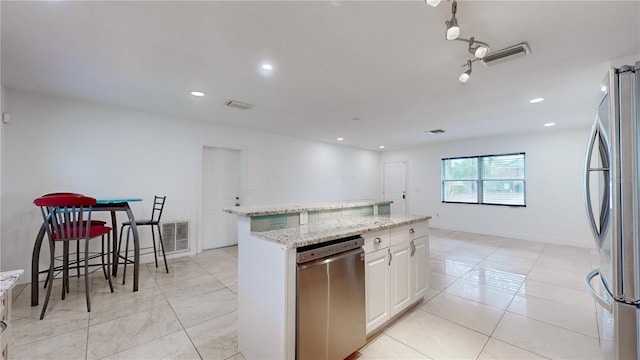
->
[197,143,247,253]
[383,161,408,216]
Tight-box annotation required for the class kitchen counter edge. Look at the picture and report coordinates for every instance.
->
[0,269,24,301]
[251,215,431,249]
[223,200,393,217]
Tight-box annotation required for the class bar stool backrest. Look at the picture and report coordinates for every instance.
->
[34,195,97,241]
[150,196,167,224]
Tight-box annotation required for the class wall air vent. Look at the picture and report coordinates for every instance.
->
[161,220,190,253]
[224,100,254,110]
[481,42,531,67]
[427,129,446,135]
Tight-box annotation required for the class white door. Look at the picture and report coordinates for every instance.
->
[383,162,407,216]
[202,147,242,250]
[410,237,428,301]
[365,248,390,334]
[389,242,411,317]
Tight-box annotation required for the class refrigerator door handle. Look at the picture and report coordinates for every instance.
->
[585,268,613,313]
[584,120,611,248]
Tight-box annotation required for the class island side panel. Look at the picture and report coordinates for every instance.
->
[237,216,296,359]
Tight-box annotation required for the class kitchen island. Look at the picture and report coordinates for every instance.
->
[224,201,431,359]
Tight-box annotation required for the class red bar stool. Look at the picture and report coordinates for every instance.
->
[39,193,108,287]
[34,194,114,319]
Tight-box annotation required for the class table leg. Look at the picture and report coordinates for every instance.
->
[110,211,118,277]
[31,224,46,306]
[123,204,139,292]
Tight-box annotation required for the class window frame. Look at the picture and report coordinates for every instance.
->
[441,152,526,207]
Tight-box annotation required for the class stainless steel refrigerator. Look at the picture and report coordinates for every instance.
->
[585,61,639,360]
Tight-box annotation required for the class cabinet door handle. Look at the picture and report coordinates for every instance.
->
[388,249,392,266]
[410,240,416,256]
[374,237,382,244]
[409,228,415,234]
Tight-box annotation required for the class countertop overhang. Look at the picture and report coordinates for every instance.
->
[223,200,393,217]
[0,269,24,301]
[252,215,431,248]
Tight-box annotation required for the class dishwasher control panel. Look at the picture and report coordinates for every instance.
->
[296,235,364,263]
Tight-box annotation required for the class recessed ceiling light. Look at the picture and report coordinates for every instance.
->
[379,146,385,149]
[190,91,205,97]
[544,122,556,127]
[337,137,344,141]
[261,64,273,71]
[529,97,544,104]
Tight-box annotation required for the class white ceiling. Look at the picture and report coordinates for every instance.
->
[2,1,639,151]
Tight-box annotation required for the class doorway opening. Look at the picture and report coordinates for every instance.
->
[201,146,245,250]
[383,161,407,216]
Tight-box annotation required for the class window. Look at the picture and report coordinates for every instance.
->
[441,153,526,206]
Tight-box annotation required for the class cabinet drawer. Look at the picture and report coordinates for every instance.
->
[390,223,427,245]
[409,222,428,240]
[363,230,390,254]
[389,225,411,246]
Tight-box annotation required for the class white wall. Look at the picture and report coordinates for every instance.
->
[381,128,594,248]
[0,88,382,280]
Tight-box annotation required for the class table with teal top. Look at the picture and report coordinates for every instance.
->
[31,197,143,307]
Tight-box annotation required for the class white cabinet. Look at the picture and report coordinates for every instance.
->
[410,237,429,301]
[390,242,412,317]
[364,248,390,334]
[364,221,430,335]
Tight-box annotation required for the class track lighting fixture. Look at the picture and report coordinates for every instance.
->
[459,60,473,83]
[445,1,460,40]
[426,0,497,82]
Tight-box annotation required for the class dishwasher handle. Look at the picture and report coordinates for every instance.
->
[297,247,364,270]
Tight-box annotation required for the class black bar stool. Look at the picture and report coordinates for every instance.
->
[117,196,169,284]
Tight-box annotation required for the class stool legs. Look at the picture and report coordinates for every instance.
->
[118,223,170,285]
[156,224,169,274]
[40,240,56,320]
[151,226,158,268]
[105,234,114,293]
[84,238,91,312]
[40,237,114,320]
[122,227,131,285]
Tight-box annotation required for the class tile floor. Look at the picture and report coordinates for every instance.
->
[10,229,610,359]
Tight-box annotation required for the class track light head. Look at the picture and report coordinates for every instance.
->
[474,46,489,58]
[445,1,460,40]
[459,60,472,83]
[467,37,490,59]
[459,70,471,83]
[425,0,442,7]
[446,18,460,40]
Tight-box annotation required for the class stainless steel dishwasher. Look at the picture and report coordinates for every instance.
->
[296,235,366,360]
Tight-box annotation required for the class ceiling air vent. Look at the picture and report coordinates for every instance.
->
[427,129,446,135]
[481,42,531,67]
[224,100,254,110]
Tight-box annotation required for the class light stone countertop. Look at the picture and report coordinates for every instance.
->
[253,215,431,248]
[223,200,392,217]
[0,269,24,301]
